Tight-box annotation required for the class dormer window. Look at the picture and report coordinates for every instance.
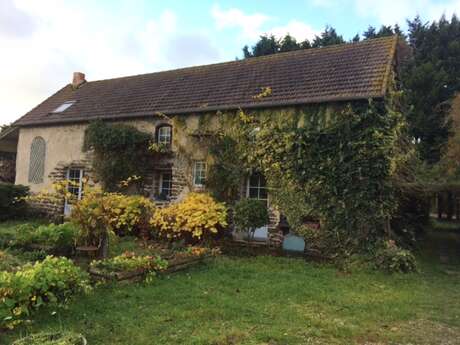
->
[52,100,76,113]
[156,125,172,145]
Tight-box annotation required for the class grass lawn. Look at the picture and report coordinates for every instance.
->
[1,221,460,345]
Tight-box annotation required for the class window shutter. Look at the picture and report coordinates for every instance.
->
[28,137,46,184]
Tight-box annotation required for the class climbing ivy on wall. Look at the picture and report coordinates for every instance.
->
[198,96,412,254]
[247,100,411,253]
[83,120,153,192]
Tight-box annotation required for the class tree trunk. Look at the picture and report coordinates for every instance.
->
[437,193,444,219]
[99,231,109,258]
[447,191,454,221]
[456,194,460,220]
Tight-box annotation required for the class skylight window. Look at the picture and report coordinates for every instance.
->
[52,100,76,113]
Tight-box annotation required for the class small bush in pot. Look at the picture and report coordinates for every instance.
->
[233,199,269,242]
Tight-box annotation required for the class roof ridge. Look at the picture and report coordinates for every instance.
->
[13,35,399,127]
[87,35,398,85]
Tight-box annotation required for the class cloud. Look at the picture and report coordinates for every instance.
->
[267,20,319,42]
[309,0,459,26]
[166,34,220,67]
[211,4,270,40]
[428,0,460,20]
[354,0,420,25]
[0,0,36,37]
[0,2,221,125]
[211,4,319,44]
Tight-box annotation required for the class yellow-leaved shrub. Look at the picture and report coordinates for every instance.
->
[71,187,155,245]
[151,193,227,240]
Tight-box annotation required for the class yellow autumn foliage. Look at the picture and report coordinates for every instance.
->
[71,187,155,245]
[151,193,227,240]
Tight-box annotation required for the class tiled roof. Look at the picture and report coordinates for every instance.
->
[15,36,398,126]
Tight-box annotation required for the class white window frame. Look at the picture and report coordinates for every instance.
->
[157,126,172,145]
[64,168,84,216]
[193,161,206,187]
[52,100,76,113]
[158,170,173,198]
[246,173,268,204]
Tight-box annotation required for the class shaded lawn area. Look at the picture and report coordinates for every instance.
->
[1,222,460,345]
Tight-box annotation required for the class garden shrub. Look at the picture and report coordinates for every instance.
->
[12,331,86,345]
[14,249,48,263]
[151,193,228,240]
[233,199,269,240]
[13,223,78,253]
[0,250,24,272]
[374,240,418,273]
[0,183,29,221]
[0,256,91,329]
[70,188,155,246]
[90,252,168,275]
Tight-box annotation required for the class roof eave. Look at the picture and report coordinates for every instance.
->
[15,93,384,127]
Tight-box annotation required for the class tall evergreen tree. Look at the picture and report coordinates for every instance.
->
[363,26,377,39]
[351,33,361,42]
[403,14,460,163]
[243,35,280,58]
[279,34,301,52]
[311,26,345,47]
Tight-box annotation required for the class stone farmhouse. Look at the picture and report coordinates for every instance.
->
[0,36,405,246]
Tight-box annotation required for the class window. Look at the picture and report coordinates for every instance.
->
[67,168,84,200]
[247,172,268,202]
[159,170,173,199]
[28,137,46,184]
[52,100,76,113]
[157,125,172,145]
[64,168,84,216]
[193,161,206,186]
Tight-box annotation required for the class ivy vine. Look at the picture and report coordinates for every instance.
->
[83,120,153,192]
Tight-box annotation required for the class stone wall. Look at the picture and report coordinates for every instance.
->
[0,152,16,183]
[14,113,285,245]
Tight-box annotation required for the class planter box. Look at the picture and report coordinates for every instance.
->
[89,254,214,282]
[162,255,209,274]
[89,267,146,283]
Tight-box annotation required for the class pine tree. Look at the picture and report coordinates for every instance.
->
[243,35,280,58]
[363,26,377,39]
[311,26,345,47]
[279,34,300,52]
[403,14,460,163]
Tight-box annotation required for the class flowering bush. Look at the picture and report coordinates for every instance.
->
[374,240,418,273]
[151,193,227,240]
[0,256,91,330]
[70,188,155,245]
[90,252,168,275]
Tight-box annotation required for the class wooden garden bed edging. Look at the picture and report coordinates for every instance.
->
[89,254,214,282]
[88,268,146,283]
[161,255,210,274]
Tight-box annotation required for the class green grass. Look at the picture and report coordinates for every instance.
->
[1,222,460,345]
[431,218,460,232]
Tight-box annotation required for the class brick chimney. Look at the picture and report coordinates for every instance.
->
[72,72,86,88]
